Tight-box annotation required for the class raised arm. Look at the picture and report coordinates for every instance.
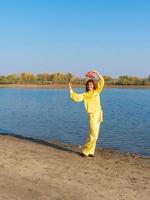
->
[68,82,84,102]
[92,70,105,93]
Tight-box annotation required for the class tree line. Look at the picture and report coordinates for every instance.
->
[0,72,150,86]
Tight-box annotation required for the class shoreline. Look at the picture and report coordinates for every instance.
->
[0,134,150,200]
[0,83,150,89]
[0,132,149,158]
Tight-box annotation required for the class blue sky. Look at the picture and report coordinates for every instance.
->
[0,0,150,77]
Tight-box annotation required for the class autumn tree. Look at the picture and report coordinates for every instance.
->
[6,74,18,83]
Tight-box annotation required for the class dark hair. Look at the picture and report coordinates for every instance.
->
[85,79,97,92]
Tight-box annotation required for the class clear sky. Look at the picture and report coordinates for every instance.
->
[0,0,150,77]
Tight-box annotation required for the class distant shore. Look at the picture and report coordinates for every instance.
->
[0,134,149,200]
[0,83,150,89]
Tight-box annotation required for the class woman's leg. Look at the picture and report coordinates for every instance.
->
[82,110,102,156]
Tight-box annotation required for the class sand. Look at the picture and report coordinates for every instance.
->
[0,84,150,89]
[0,134,150,200]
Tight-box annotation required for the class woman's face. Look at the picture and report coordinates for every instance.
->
[87,82,94,91]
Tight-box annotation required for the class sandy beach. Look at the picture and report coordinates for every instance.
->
[0,134,149,200]
[0,84,150,89]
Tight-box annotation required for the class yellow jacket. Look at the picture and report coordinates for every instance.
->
[70,78,104,113]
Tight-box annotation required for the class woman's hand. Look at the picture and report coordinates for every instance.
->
[92,70,98,74]
[91,70,104,83]
[91,70,100,78]
[68,82,72,90]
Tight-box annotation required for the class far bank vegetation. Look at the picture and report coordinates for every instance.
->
[0,72,150,86]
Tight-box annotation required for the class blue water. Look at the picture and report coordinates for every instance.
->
[0,88,150,156]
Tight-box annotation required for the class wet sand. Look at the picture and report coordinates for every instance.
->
[0,134,150,200]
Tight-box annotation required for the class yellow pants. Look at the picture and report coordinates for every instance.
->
[82,110,103,156]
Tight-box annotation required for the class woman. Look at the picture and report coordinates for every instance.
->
[68,70,104,157]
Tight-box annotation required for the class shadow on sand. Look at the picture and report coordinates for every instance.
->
[0,132,81,156]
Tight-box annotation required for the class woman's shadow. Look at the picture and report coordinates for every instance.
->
[0,129,81,156]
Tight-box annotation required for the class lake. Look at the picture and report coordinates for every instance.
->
[0,88,149,156]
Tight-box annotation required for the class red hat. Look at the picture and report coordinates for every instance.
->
[85,71,95,78]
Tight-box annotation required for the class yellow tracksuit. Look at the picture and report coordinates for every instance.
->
[69,78,104,156]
